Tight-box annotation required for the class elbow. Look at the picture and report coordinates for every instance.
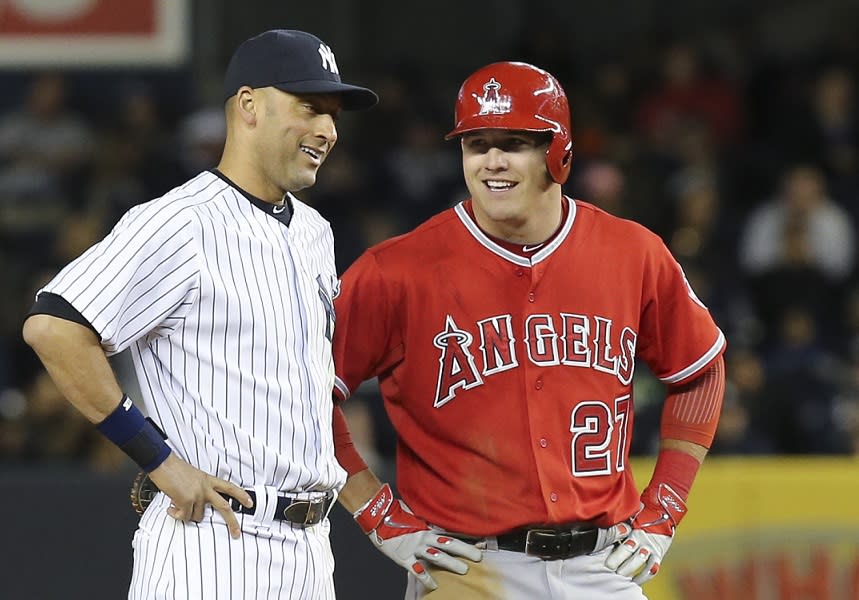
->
[22,314,58,353]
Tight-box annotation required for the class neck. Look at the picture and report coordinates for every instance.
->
[472,188,564,244]
[217,141,283,205]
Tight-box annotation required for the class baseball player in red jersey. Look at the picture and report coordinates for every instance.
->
[331,62,726,599]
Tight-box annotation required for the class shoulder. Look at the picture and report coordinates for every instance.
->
[572,199,664,250]
[122,171,230,229]
[367,207,461,260]
[288,194,333,232]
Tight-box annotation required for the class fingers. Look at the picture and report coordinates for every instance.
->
[168,495,242,539]
[419,547,470,575]
[617,544,650,579]
[633,558,660,585]
[166,501,198,522]
[409,561,438,591]
[430,536,483,562]
[211,477,254,509]
[606,522,632,546]
[604,537,637,571]
[208,492,243,539]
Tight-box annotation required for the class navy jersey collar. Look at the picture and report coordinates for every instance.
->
[211,169,293,226]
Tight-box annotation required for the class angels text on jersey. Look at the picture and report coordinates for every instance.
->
[433,311,637,407]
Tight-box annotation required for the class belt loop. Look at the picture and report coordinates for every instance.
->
[253,484,276,524]
[324,488,338,521]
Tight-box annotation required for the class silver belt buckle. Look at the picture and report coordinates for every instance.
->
[524,528,562,559]
[283,497,327,525]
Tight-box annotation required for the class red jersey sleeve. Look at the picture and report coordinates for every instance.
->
[333,250,403,401]
[637,238,725,385]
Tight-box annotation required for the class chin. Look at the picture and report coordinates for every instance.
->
[287,173,317,193]
[475,193,523,217]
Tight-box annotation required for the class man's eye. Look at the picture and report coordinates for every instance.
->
[502,139,530,151]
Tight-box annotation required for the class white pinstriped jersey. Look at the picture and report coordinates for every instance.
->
[41,170,345,495]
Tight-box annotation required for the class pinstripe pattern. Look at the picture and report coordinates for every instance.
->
[40,171,342,598]
[130,495,336,599]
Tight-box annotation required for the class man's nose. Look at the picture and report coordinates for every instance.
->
[485,147,508,169]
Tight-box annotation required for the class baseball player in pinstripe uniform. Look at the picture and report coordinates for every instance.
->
[23,30,376,599]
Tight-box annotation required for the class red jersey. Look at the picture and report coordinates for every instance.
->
[333,198,725,536]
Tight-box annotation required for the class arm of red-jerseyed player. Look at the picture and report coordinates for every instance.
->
[606,355,725,585]
[636,235,725,387]
[332,251,403,404]
[333,405,482,591]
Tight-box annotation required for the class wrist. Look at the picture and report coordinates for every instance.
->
[641,482,687,528]
[648,448,700,501]
[96,395,171,472]
[353,483,394,534]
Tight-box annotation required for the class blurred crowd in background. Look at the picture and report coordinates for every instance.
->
[1,20,859,478]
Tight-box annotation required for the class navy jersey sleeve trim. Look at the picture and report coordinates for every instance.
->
[26,292,100,337]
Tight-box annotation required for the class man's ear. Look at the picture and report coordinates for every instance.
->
[236,87,257,125]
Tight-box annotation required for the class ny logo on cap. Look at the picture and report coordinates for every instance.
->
[475,78,511,115]
[318,43,340,75]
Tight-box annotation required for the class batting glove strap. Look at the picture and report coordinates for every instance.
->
[604,483,688,586]
[353,483,397,534]
[353,483,482,591]
[638,482,687,535]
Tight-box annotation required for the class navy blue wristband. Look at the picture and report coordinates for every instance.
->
[96,395,171,472]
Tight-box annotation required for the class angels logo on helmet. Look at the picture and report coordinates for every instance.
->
[475,78,512,116]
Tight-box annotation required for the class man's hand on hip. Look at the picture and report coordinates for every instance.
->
[353,483,482,591]
[148,453,254,539]
[604,483,687,585]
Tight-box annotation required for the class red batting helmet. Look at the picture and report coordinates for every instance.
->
[445,61,573,184]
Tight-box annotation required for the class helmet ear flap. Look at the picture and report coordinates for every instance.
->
[546,136,573,184]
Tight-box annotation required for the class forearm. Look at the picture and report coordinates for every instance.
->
[648,357,725,499]
[339,467,384,513]
[659,355,725,448]
[23,314,123,422]
[659,438,707,463]
[332,402,386,512]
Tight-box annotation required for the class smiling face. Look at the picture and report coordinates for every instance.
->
[460,129,562,243]
[251,89,341,195]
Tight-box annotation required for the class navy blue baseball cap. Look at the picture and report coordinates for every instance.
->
[223,30,378,110]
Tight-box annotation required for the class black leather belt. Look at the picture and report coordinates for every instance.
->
[497,527,598,560]
[222,490,334,526]
[453,526,599,560]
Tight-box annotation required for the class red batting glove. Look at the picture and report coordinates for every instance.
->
[604,483,687,585]
[353,483,482,591]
